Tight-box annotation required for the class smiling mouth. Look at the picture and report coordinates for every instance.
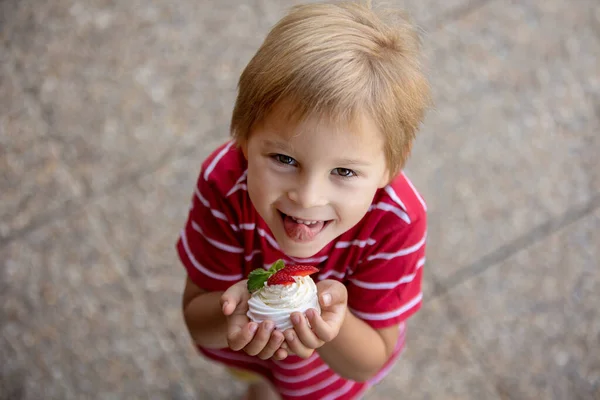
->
[278,211,332,242]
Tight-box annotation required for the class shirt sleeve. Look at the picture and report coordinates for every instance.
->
[346,214,426,330]
[176,170,245,292]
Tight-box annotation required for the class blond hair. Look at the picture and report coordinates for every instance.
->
[230,1,431,175]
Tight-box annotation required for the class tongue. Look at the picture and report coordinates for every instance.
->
[283,216,325,242]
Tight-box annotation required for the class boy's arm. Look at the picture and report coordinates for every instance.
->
[318,311,399,381]
[285,281,399,382]
[182,277,229,349]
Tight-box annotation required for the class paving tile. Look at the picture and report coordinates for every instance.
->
[86,153,199,314]
[257,0,477,29]
[404,0,600,281]
[0,210,203,399]
[369,298,501,400]
[2,0,226,195]
[445,208,600,399]
[0,61,82,240]
[390,0,485,27]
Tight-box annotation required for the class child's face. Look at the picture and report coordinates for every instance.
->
[243,107,389,258]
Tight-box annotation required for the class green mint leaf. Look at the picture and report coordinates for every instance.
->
[247,268,270,292]
[247,260,287,292]
[269,259,286,273]
[247,276,268,292]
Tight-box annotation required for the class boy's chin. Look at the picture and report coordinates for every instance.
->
[279,240,326,259]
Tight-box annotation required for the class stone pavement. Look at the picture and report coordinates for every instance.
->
[1,0,599,398]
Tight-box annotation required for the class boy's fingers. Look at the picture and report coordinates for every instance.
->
[291,312,323,349]
[221,280,249,315]
[228,322,257,351]
[221,299,236,316]
[220,294,240,316]
[243,321,274,356]
[284,329,313,359]
[257,330,285,360]
[317,281,347,308]
[279,341,295,356]
[272,348,288,361]
[306,309,335,342]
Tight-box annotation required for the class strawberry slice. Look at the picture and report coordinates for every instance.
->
[281,265,319,277]
[247,260,319,292]
[267,270,296,286]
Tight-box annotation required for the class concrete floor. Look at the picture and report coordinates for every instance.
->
[1,0,599,398]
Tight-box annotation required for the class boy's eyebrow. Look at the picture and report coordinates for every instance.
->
[333,158,372,167]
[262,139,293,152]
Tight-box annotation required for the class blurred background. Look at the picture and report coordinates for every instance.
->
[1,0,599,399]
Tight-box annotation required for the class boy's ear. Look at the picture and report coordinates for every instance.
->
[378,168,391,188]
[240,141,249,159]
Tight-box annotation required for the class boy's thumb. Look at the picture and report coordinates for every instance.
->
[320,293,332,307]
[221,300,230,315]
[221,295,237,315]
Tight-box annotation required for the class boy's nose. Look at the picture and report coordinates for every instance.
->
[287,175,327,208]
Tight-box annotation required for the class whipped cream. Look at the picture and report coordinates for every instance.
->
[247,275,321,331]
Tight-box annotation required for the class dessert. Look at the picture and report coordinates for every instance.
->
[246,260,320,331]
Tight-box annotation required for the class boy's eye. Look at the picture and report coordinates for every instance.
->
[274,154,297,166]
[332,168,357,178]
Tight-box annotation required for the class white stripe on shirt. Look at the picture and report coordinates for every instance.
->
[385,185,408,211]
[334,238,376,248]
[366,232,426,261]
[194,187,209,207]
[233,170,248,185]
[350,292,423,321]
[402,171,427,211]
[226,183,247,197]
[257,228,280,250]
[231,223,257,232]
[320,381,355,400]
[318,269,346,280]
[244,249,261,262]
[273,364,330,383]
[180,229,243,281]
[195,187,228,221]
[231,224,279,250]
[273,353,319,370]
[226,170,248,197]
[349,258,425,289]
[278,374,342,397]
[369,202,411,224]
[204,141,233,180]
[191,221,243,254]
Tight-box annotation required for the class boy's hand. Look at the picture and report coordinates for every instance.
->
[284,279,348,359]
[221,280,289,361]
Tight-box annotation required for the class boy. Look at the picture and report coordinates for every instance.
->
[177,1,430,399]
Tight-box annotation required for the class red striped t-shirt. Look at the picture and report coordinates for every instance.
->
[176,141,427,399]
